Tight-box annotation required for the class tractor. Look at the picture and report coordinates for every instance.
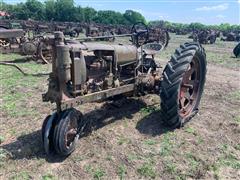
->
[42,23,207,156]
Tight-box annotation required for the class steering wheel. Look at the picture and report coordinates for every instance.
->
[131,22,149,47]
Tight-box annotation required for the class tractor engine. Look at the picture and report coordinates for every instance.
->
[69,43,139,95]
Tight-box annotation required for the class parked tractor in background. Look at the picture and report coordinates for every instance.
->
[41,23,207,157]
[193,30,217,44]
[0,29,26,53]
[221,32,240,42]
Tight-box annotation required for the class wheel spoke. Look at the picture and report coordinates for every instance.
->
[185,67,195,78]
[184,92,191,101]
[179,96,186,108]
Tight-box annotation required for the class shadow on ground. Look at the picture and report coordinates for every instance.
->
[136,110,174,136]
[1,98,172,163]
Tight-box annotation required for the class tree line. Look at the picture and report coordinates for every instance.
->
[0,0,146,25]
[1,0,239,32]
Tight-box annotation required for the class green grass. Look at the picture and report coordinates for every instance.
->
[0,148,9,168]
[140,106,159,116]
[158,33,240,69]
[144,139,157,146]
[127,153,141,162]
[117,165,127,180]
[229,90,240,100]
[186,153,200,175]
[0,54,49,118]
[209,144,240,175]
[11,171,32,180]
[184,127,197,135]
[93,168,105,180]
[159,132,175,157]
[84,165,105,180]
[164,162,177,174]
[219,153,240,169]
[0,53,24,61]
[137,162,156,179]
[235,144,240,151]
[0,136,5,144]
[42,174,56,180]
[118,136,131,145]
[233,116,240,124]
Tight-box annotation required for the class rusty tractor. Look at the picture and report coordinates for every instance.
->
[148,28,170,48]
[85,25,115,41]
[41,23,207,156]
[193,30,217,44]
[221,32,240,42]
[0,29,26,53]
[0,28,53,64]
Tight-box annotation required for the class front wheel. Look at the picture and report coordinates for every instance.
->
[53,108,83,156]
[160,42,207,128]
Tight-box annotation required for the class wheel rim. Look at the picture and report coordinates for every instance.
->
[179,56,200,118]
[64,115,78,149]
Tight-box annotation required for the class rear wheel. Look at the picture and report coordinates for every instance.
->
[160,42,207,128]
[233,43,240,58]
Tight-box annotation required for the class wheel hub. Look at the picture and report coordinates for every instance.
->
[179,56,200,118]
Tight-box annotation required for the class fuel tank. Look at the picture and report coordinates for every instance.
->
[113,44,138,65]
[78,42,138,65]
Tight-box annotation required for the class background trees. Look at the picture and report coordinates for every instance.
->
[0,0,239,31]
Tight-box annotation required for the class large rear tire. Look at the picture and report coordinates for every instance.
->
[160,42,207,128]
[233,43,240,58]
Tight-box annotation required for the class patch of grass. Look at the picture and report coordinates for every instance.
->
[233,116,240,124]
[106,155,113,161]
[219,153,240,169]
[144,139,157,146]
[228,90,240,101]
[0,148,9,167]
[85,164,94,174]
[93,168,105,180]
[164,162,177,174]
[11,171,32,180]
[159,132,175,157]
[209,163,220,180]
[0,148,9,159]
[117,164,126,180]
[0,54,49,118]
[140,106,159,116]
[206,51,240,69]
[127,153,141,162]
[184,127,197,135]
[214,144,240,170]
[196,136,204,145]
[137,163,156,179]
[234,144,240,151]
[186,153,200,175]
[9,128,17,136]
[42,173,56,180]
[0,136,5,144]
[118,137,131,145]
[84,165,105,180]
[0,53,24,61]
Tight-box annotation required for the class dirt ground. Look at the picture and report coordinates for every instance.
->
[0,34,239,180]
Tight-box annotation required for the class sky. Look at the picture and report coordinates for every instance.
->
[2,0,240,25]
